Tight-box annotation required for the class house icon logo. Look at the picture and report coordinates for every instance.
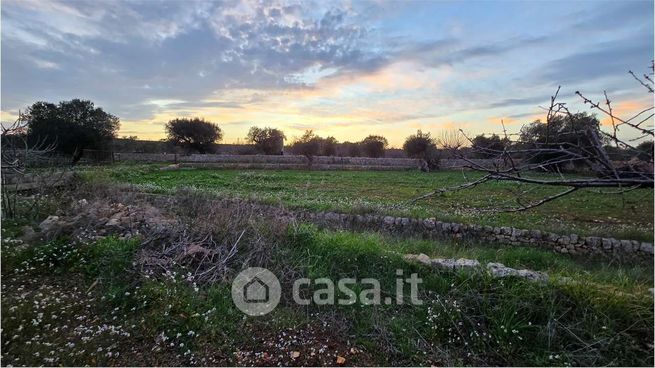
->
[243,276,269,303]
[231,267,281,316]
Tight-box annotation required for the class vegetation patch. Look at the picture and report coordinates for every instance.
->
[2,191,652,366]
[87,165,654,241]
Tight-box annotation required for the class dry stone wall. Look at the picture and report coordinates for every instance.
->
[116,190,654,260]
[114,153,507,171]
[298,211,654,259]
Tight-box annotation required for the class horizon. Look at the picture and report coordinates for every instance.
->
[2,0,654,146]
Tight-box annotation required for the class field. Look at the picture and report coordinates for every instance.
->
[91,164,654,241]
[1,165,653,366]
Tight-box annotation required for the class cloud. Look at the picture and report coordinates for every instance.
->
[1,0,652,145]
[537,35,653,86]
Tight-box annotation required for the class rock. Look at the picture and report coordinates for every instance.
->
[486,262,548,282]
[403,253,432,266]
[586,236,601,247]
[39,215,61,233]
[423,219,436,229]
[640,243,654,254]
[159,164,180,171]
[383,216,395,225]
[430,258,480,270]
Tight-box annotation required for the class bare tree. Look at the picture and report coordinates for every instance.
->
[412,64,654,212]
[1,115,68,219]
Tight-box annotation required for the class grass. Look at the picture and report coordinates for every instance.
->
[84,164,654,241]
[2,219,652,366]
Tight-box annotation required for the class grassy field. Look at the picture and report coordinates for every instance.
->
[2,218,653,366]
[88,164,654,241]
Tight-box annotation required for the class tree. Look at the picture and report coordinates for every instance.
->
[360,135,388,158]
[403,130,437,158]
[319,136,338,156]
[22,99,119,163]
[289,130,321,161]
[635,140,653,161]
[341,141,361,157]
[246,127,286,155]
[403,130,439,170]
[519,112,604,170]
[165,118,222,154]
[411,63,654,211]
[471,133,510,158]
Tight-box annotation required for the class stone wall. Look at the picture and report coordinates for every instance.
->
[113,153,507,171]
[297,211,654,259]
[121,190,654,260]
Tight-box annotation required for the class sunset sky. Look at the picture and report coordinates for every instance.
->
[2,0,653,146]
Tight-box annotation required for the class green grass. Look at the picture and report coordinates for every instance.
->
[3,225,652,366]
[85,164,654,241]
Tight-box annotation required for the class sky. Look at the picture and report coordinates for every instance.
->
[1,0,654,146]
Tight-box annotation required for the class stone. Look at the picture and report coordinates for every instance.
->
[431,258,480,270]
[586,236,601,247]
[621,239,634,253]
[39,215,61,233]
[486,262,548,282]
[611,239,621,250]
[383,216,395,225]
[511,228,522,238]
[601,238,612,250]
[159,164,180,170]
[570,234,578,243]
[640,243,654,254]
[401,218,410,226]
[423,219,436,229]
[403,253,431,266]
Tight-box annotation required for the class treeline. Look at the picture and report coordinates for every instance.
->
[7,99,653,165]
